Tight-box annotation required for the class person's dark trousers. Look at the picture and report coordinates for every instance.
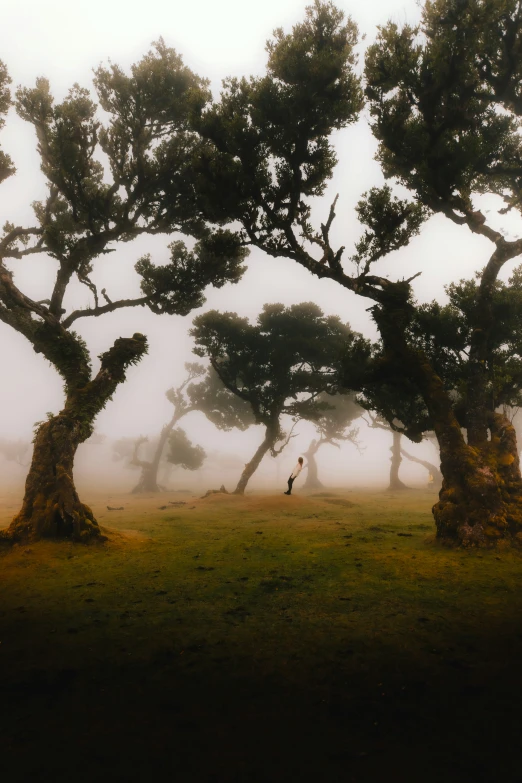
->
[286,476,295,495]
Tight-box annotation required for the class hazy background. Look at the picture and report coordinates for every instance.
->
[0,0,510,494]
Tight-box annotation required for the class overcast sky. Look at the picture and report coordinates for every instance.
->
[0,0,515,489]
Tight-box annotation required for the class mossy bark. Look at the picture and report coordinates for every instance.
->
[303,440,324,489]
[433,413,522,545]
[5,412,101,543]
[1,332,148,544]
[388,431,408,491]
[373,305,522,545]
[233,424,277,495]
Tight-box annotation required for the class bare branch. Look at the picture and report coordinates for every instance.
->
[62,296,150,328]
[271,419,299,456]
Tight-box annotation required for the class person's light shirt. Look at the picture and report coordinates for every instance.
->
[290,462,303,479]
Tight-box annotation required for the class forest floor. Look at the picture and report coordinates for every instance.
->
[1,487,522,782]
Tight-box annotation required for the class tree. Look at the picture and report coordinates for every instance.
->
[362,414,410,491]
[302,392,361,489]
[191,302,369,494]
[165,428,206,471]
[129,362,252,493]
[0,438,30,468]
[195,0,522,544]
[0,45,247,542]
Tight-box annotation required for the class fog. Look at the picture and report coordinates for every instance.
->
[0,0,511,497]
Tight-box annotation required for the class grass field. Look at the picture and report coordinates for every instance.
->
[1,487,522,782]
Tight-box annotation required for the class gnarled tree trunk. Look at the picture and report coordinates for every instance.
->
[233,424,277,495]
[1,333,148,543]
[7,411,99,542]
[374,304,522,544]
[303,439,324,489]
[132,413,180,494]
[388,431,408,491]
[434,412,522,544]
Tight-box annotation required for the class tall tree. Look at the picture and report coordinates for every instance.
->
[196,0,522,544]
[129,363,253,493]
[191,302,369,494]
[302,392,361,489]
[0,45,246,542]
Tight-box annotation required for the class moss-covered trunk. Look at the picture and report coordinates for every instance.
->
[233,425,277,496]
[5,412,100,542]
[434,413,522,544]
[388,431,408,491]
[1,332,148,543]
[373,305,522,544]
[303,440,324,489]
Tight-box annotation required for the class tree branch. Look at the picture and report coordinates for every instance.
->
[62,296,150,328]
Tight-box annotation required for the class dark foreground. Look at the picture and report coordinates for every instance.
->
[1,489,521,782]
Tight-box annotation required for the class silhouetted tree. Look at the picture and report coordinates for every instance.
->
[302,392,361,489]
[196,0,522,544]
[166,428,206,471]
[191,302,369,494]
[0,45,246,542]
[129,363,252,492]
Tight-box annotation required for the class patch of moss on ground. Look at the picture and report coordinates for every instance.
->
[1,489,522,782]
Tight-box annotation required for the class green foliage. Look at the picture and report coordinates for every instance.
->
[351,185,428,272]
[33,325,92,390]
[365,0,522,215]
[196,1,362,245]
[166,427,206,470]
[311,391,361,444]
[0,60,14,183]
[409,267,522,412]
[186,367,254,431]
[358,262,522,438]
[0,38,253,477]
[191,302,370,435]
[136,230,247,316]
[357,375,432,443]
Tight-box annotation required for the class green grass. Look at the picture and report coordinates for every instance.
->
[1,488,522,782]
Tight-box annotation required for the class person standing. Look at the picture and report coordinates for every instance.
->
[284,457,304,495]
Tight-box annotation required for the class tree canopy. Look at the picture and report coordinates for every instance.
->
[0,42,247,542]
[191,301,369,493]
[189,0,522,543]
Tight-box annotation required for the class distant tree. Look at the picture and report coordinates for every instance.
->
[362,413,409,492]
[112,437,137,466]
[165,428,206,471]
[128,362,252,493]
[0,438,30,467]
[191,302,369,494]
[0,46,246,542]
[302,392,361,489]
[194,0,522,544]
